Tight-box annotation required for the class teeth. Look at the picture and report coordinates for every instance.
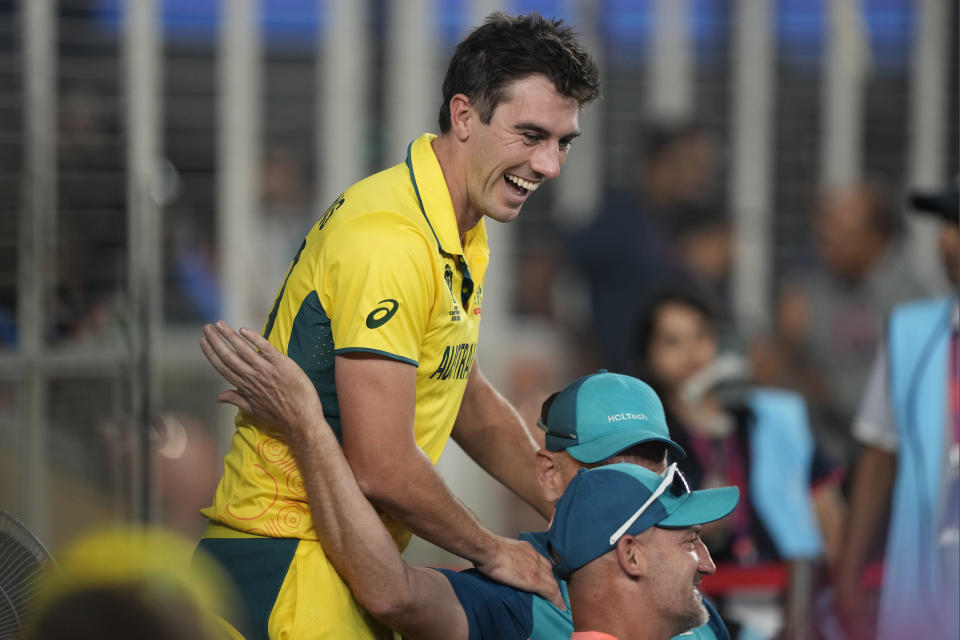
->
[506,174,539,192]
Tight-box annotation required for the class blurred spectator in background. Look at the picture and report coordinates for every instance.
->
[30,525,241,640]
[567,120,723,373]
[54,83,127,343]
[164,145,313,324]
[165,207,221,324]
[152,413,222,539]
[632,282,845,639]
[98,411,222,540]
[754,183,927,467]
[833,184,959,640]
[254,146,314,315]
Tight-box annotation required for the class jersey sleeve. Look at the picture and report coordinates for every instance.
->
[852,340,898,451]
[433,568,533,640]
[322,212,434,365]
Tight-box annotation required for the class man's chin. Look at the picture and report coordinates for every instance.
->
[485,206,522,224]
[674,599,710,636]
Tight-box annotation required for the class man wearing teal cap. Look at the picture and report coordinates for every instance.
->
[199,323,737,639]
[533,368,687,508]
[548,463,739,639]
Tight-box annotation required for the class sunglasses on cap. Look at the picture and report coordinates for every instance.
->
[536,392,577,441]
[608,462,691,545]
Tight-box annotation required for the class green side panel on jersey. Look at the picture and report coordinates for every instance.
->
[286,290,342,441]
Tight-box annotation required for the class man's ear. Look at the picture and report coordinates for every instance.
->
[615,535,647,578]
[536,449,565,504]
[448,93,473,142]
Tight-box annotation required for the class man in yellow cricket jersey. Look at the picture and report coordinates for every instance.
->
[196,12,600,640]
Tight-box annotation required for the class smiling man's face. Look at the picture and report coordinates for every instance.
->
[462,74,580,225]
[644,525,716,635]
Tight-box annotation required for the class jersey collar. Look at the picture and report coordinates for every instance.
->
[405,133,487,256]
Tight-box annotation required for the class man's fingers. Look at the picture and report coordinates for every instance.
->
[214,321,263,368]
[216,389,252,413]
[533,559,564,609]
[238,327,283,363]
[480,538,566,610]
[200,332,245,389]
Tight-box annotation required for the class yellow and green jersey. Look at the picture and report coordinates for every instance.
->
[201,133,489,548]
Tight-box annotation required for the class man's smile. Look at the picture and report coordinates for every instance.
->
[503,173,541,200]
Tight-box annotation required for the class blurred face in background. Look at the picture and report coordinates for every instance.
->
[646,134,717,206]
[646,302,718,395]
[816,188,886,281]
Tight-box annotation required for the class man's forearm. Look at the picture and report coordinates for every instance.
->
[290,419,413,603]
[835,446,896,592]
[452,364,553,519]
[199,322,470,639]
[354,439,501,565]
[337,353,562,607]
[286,415,470,639]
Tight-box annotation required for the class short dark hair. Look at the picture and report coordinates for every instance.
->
[438,12,600,133]
[631,281,724,377]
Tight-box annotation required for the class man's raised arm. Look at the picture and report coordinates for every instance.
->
[452,361,553,520]
[200,322,468,640]
[335,353,561,605]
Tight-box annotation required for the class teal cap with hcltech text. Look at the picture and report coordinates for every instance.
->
[539,371,686,463]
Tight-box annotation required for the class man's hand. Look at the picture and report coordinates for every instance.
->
[474,536,564,609]
[199,321,321,437]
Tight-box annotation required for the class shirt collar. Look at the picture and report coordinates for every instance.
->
[405,133,487,256]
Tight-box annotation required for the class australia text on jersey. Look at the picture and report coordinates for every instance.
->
[429,342,477,380]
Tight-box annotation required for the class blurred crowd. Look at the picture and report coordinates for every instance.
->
[1,31,957,640]
[6,84,959,638]
[493,118,957,639]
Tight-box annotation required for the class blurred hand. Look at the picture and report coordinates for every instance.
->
[474,536,564,609]
[200,321,322,437]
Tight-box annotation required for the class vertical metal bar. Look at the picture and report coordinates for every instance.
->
[820,0,869,188]
[906,0,949,288]
[124,0,162,522]
[18,0,56,541]
[385,0,436,162]
[730,0,774,338]
[217,0,262,448]
[554,0,603,227]
[648,0,692,120]
[318,0,369,210]
[217,0,262,330]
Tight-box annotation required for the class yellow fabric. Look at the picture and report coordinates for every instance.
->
[34,525,241,640]
[204,521,269,539]
[266,539,400,640]
[201,134,489,637]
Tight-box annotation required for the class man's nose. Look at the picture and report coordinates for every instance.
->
[695,538,717,576]
[530,144,562,180]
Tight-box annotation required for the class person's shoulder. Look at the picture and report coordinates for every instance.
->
[319,162,427,236]
[315,168,435,258]
[433,568,534,640]
[890,294,956,318]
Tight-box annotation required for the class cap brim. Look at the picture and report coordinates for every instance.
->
[566,431,686,464]
[658,486,739,528]
[909,191,958,219]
